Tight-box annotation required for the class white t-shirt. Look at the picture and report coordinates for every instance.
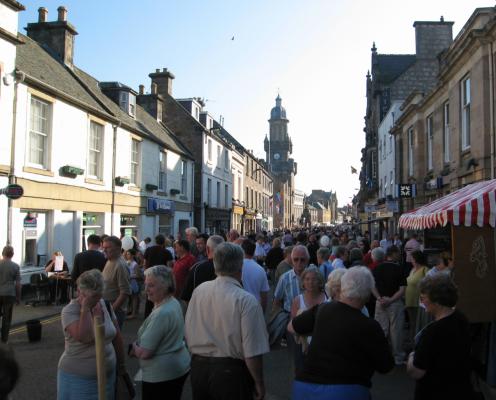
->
[241,258,269,302]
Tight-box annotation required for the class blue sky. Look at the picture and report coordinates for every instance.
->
[19,0,488,205]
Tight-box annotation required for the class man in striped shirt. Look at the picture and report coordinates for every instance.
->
[273,245,309,312]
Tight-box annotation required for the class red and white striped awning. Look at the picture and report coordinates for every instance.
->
[398,179,496,230]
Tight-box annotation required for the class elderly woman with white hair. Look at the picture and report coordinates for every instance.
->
[130,265,190,400]
[326,268,369,317]
[289,267,394,399]
[57,269,127,400]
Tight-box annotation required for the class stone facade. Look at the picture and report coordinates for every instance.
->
[359,18,453,240]
[243,152,273,234]
[264,95,297,229]
[391,7,496,215]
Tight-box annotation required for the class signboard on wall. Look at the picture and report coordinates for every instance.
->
[23,213,37,228]
[452,225,496,322]
[147,198,175,214]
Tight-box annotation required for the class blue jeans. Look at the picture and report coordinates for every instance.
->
[292,380,371,400]
[57,369,115,400]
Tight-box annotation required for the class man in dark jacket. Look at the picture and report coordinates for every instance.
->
[72,234,106,283]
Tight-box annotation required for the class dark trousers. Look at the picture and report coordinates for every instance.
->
[142,373,188,400]
[0,296,15,342]
[191,355,254,400]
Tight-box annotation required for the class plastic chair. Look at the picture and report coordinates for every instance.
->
[26,273,50,307]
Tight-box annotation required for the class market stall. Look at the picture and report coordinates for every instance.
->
[399,179,496,322]
[399,180,496,388]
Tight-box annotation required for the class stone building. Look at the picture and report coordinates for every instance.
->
[244,152,273,234]
[391,8,496,215]
[148,85,233,234]
[212,121,246,233]
[293,189,305,227]
[359,18,453,239]
[264,95,297,229]
[305,190,338,225]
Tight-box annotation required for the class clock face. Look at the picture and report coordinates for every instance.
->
[274,153,280,160]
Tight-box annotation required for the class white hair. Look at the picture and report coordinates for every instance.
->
[292,245,310,260]
[340,266,375,302]
[319,235,330,248]
[325,268,347,299]
[206,235,224,252]
[371,247,385,263]
[185,227,199,237]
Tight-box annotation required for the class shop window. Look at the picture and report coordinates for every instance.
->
[120,214,138,237]
[21,211,48,267]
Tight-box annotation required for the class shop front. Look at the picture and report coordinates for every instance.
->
[205,207,230,235]
[243,209,256,235]
[232,205,244,233]
[147,197,175,237]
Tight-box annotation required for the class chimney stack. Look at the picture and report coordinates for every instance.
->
[38,7,48,22]
[57,6,67,22]
[151,83,157,95]
[413,20,453,59]
[26,6,78,68]
[139,84,145,95]
[149,67,175,97]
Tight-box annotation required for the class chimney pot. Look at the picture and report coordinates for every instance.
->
[155,68,160,73]
[57,6,67,22]
[162,68,167,72]
[139,84,145,95]
[151,83,157,95]
[38,7,48,22]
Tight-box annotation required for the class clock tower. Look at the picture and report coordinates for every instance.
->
[264,95,297,229]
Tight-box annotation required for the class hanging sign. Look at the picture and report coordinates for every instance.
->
[0,184,24,200]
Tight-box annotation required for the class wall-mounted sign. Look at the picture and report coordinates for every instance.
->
[397,184,417,198]
[23,213,37,228]
[364,204,376,213]
[147,198,175,214]
[1,184,24,200]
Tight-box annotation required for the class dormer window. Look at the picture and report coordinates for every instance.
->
[119,91,136,118]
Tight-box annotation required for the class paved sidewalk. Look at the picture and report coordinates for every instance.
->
[11,303,63,328]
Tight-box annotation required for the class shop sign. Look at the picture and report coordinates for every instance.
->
[25,228,37,239]
[364,204,376,213]
[23,213,37,228]
[147,198,175,214]
[256,213,263,219]
[424,177,443,191]
[0,184,24,200]
[233,206,244,215]
[386,200,399,212]
[397,184,417,198]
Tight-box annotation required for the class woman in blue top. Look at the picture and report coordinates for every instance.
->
[129,265,190,400]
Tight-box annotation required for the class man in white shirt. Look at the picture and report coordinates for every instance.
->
[185,243,269,400]
[332,246,348,269]
[240,239,270,312]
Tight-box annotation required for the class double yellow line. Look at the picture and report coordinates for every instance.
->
[9,315,61,336]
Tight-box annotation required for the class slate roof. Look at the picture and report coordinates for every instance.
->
[374,54,416,84]
[16,33,193,159]
[213,120,245,153]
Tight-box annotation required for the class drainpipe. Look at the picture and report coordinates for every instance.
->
[191,161,195,228]
[489,42,495,179]
[111,122,121,235]
[7,70,25,245]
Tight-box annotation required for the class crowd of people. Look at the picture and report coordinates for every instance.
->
[0,226,480,399]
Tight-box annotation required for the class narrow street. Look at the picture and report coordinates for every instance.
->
[8,312,414,400]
